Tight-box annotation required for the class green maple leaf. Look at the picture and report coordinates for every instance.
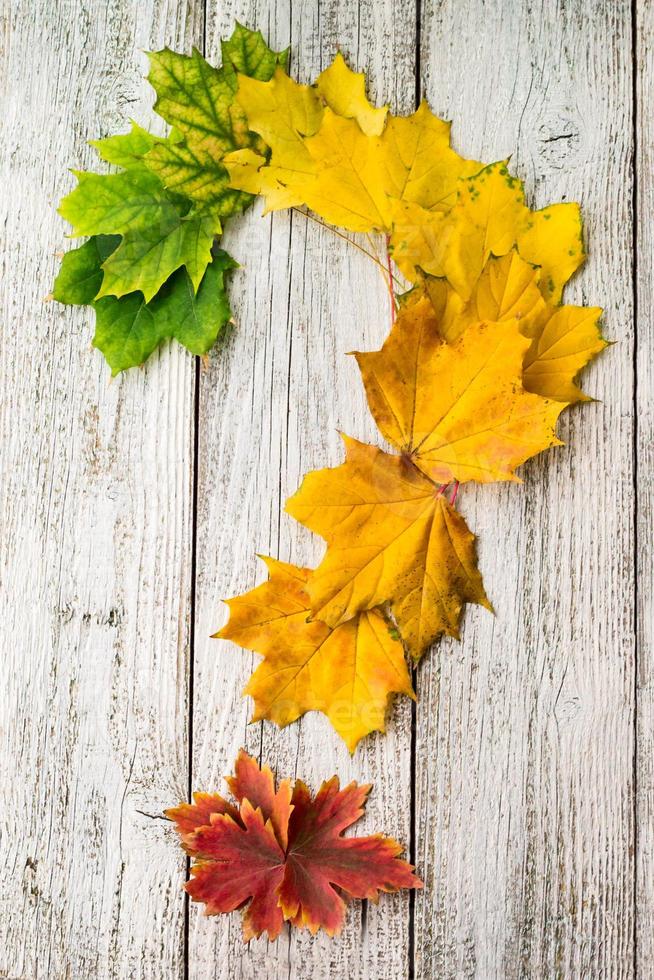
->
[53,24,286,372]
[144,24,286,210]
[58,169,220,301]
[89,123,163,170]
[221,21,289,77]
[54,236,236,374]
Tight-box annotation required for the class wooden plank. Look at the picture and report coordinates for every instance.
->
[636,1,653,972]
[190,1,418,977]
[413,2,635,977]
[0,1,203,976]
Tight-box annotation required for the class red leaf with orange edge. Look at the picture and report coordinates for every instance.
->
[166,750,421,941]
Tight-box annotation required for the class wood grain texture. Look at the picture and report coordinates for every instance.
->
[636,1,653,974]
[0,1,202,977]
[0,0,645,977]
[414,2,635,977]
[189,2,418,977]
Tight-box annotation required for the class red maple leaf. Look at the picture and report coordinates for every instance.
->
[166,750,421,941]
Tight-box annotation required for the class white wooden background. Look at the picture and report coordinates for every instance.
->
[0,0,649,977]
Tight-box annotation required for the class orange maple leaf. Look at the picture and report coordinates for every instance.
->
[215,557,414,750]
[353,293,566,484]
[286,437,491,657]
[167,750,421,941]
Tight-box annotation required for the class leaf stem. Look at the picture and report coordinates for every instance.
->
[291,207,401,285]
[385,235,397,326]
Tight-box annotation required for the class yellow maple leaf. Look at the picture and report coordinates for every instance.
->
[316,52,388,136]
[228,68,484,233]
[215,557,414,751]
[299,110,390,230]
[286,438,491,656]
[389,161,585,303]
[353,294,566,484]
[412,251,605,402]
[226,68,323,208]
[380,102,482,211]
[412,251,545,344]
[387,199,447,280]
[518,203,585,302]
[523,304,607,402]
[236,67,323,169]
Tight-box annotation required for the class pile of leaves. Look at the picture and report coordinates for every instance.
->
[55,25,606,749]
[167,750,420,940]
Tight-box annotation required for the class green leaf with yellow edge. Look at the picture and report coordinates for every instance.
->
[58,168,219,301]
[96,210,219,301]
[89,123,164,170]
[52,234,120,305]
[58,168,175,237]
[146,28,287,212]
[54,237,236,374]
[216,556,414,751]
[221,21,289,78]
[315,51,387,136]
[285,438,491,656]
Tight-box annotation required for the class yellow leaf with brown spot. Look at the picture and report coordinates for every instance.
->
[353,295,566,484]
[215,557,414,751]
[286,438,491,656]
[316,52,388,136]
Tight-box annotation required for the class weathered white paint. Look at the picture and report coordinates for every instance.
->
[0,0,644,977]
[415,1,636,977]
[636,0,653,973]
[0,1,202,977]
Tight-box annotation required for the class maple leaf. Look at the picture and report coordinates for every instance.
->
[146,28,287,212]
[380,102,482,211]
[226,67,479,232]
[522,303,607,401]
[226,67,324,210]
[58,168,219,302]
[167,750,421,940]
[353,294,565,485]
[53,236,236,374]
[88,121,169,170]
[415,251,606,402]
[216,557,414,750]
[286,437,491,658]
[221,21,290,78]
[315,51,388,136]
[389,161,585,303]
